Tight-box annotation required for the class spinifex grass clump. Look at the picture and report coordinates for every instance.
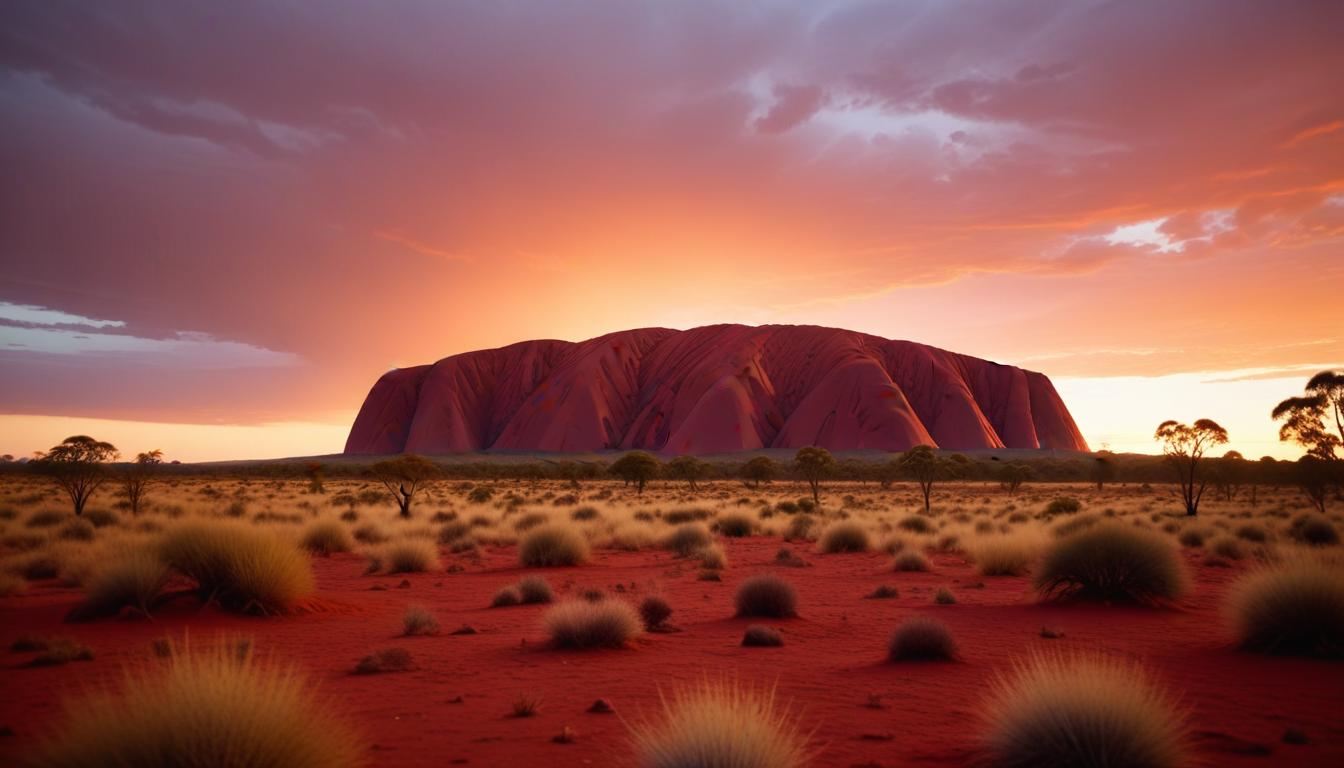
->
[734,575,797,618]
[157,520,314,614]
[1226,557,1344,657]
[629,679,809,768]
[888,617,957,661]
[1035,523,1185,604]
[519,523,589,567]
[28,642,362,768]
[815,521,870,553]
[544,600,641,649]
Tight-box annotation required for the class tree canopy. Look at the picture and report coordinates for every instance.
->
[1154,419,1228,516]
[793,446,836,503]
[33,435,120,516]
[608,451,661,493]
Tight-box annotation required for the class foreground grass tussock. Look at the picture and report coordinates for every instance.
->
[1226,557,1344,657]
[158,521,314,614]
[969,533,1041,577]
[664,522,713,557]
[630,679,809,768]
[1035,523,1185,604]
[544,599,641,649]
[519,523,589,567]
[382,539,440,573]
[980,653,1186,768]
[27,643,362,768]
[300,521,353,556]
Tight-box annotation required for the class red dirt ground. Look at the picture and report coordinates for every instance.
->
[2,540,1341,766]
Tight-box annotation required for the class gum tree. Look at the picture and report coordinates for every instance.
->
[33,435,120,516]
[121,449,164,515]
[609,451,661,493]
[793,446,836,504]
[371,454,440,518]
[1154,419,1228,516]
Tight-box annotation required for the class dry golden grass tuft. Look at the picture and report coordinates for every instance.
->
[544,599,642,649]
[629,679,809,768]
[888,617,957,661]
[980,653,1186,768]
[381,538,440,573]
[27,641,362,768]
[968,531,1043,577]
[893,550,931,572]
[519,523,590,567]
[157,520,314,614]
[402,605,441,636]
[299,520,353,556]
[1226,556,1344,657]
[815,521,870,553]
[69,548,169,621]
[664,522,713,557]
[1035,523,1185,604]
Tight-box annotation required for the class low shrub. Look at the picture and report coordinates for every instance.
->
[629,679,808,768]
[742,625,783,647]
[716,512,755,538]
[28,642,362,767]
[664,522,713,557]
[893,550,931,572]
[402,606,440,636]
[734,575,797,618]
[979,653,1186,768]
[158,520,314,614]
[816,521,870,553]
[969,533,1040,576]
[934,587,957,605]
[1289,514,1340,546]
[888,617,957,661]
[1035,524,1185,604]
[25,509,65,528]
[382,539,440,573]
[639,596,673,630]
[784,514,815,541]
[68,549,169,621]
[544,599,641,649]
[1235,523,1269,543]
[1177,526,1211,548]
[697,543,728,570]
[1044,497,1082,516]
[1208,535,1245,561]
[300,521,352,556]
[865,584,899,599]
[1226,558,1344,656]
[570,506,601,521]
[354,647,416,674]
[519,524,589,567]
[491,586,521,607]
[516,575,554,604]
[898,515,932,534]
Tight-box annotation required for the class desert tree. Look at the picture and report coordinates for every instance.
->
[121,449,164,516]
[1210,450,1245,501]
[793,446,836,504]
[1154,419,1228,516]
[1295,455,1338,513]
[1091,453,1117,490]
[900,445,959,513]
[33,435,120,516]
[740,456,780,488]
[1273,370,1344,460]
[609,451,661,493]
[370,454,440,518]
[996,461,1032,494]
[666,455,712,491]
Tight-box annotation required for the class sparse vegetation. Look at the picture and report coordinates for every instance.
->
[544,599,642,649]
[158,520,314,613]
[629,679,808,768]
[519,523,590,567]
[815,521,870,553]
[1035,524,1185,604]
[735,574,797,618]
[888,617,957,661]
[1226,558,1344,656]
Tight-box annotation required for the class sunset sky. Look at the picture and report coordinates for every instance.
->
[2,1,1341,462]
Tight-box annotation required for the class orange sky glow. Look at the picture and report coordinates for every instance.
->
[1,2,1341,462]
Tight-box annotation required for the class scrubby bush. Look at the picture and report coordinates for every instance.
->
[1051,513,1101,539]
[816,521,870,553]
[26,509,65,528]
[1226,558,1344,656]
[898,515,932,534]
[519,524,589,567]
[300,520,352,556]
[629,679,808,768]
[1208,535,1245,561]
[934,587,957,604]
[716,512,755,538]
[28,642,362,767]
[697,543,728,570]
[158,520,314,614]
[516,575,554,604]
[354,647,415,674]
[742,625,783,647]
[1044,497,1082,516]
[544,599,641,649]
[570,506,601,522]
[784,514,815,541]
[1289,513,1339,546]
[734,575,797,618]
[640,596,673,630]
[437,521,471,545]
[352,523,389,544]
[491,586,521,608]
[402,605,440,636]
[664,522,713,557]
[888,617,957,661]
[865,584,899,599]
[1234,523,1269,543]
[969,534,1039,576]
[1035,524,1185,604]
[382,539,439,573]
[1177,525,1211,548]
[980,653,1186,768]
[69,549,169,621]
[893,550,931,572]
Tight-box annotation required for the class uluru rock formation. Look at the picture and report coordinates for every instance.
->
[344,324,1089,455]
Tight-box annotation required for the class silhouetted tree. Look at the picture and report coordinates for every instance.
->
[1210,450,1245,501]
[371,455,440,518]
[1154,419,1228,516]
[1091,453,1116,490]
[666,455,712,490]
[33,435,120,516]
[1295,455,1338,513]
[996,462,1032,494]
[120,449,164,516]
[304,461,326,494]
[900,445,954,512]
[740,456,780,488]
[793,446,836,504]
[609,451,661,493]
[1273,370,1344,459]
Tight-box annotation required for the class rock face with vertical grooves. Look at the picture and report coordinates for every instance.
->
[344,324,1089,454]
